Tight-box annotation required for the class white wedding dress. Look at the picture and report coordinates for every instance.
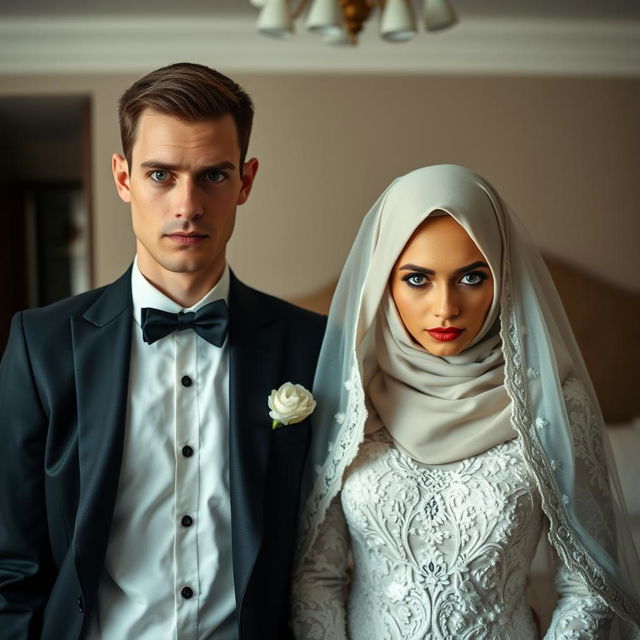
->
[293,424,612,639]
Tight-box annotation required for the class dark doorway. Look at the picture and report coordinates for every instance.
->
[0,95,91,351]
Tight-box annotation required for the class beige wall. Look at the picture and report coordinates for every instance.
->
[1,72,638,297]
[239,74,640,298]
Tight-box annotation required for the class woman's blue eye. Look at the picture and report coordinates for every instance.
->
[460,271,487,286]
[150,170,168,182]
[403,273,428,287]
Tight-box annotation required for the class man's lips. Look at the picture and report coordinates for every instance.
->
[426,327,465,342]
[165,232,208,246]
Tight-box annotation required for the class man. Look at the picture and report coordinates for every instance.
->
[0,63,325,639]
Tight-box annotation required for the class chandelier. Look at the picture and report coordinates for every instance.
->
[250,0,458,46]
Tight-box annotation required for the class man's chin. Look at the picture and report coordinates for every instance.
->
[163,261,208,275]
[160,254,224,278]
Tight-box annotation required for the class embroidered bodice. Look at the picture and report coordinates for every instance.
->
[292,433,612,639]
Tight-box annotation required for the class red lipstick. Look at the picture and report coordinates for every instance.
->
[427,327,464,342]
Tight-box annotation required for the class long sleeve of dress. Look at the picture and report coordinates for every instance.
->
[543,560,613,639]
[291,495,350,640]
[543,377,616,639]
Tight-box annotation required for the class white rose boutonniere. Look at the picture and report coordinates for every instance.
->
[268,382,316,430]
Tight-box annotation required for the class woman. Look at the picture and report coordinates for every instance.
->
[292,165,640,639]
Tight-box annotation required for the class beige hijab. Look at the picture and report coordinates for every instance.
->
[369,292,515,464]
[367,205,516,464]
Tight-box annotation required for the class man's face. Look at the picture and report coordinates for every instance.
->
[113,110,257,292]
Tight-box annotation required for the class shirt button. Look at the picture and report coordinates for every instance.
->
[181,586,194,599]
[181,375,192,387]
[181,515,193,527]
[77,596,84,612]
[182,445,194,458]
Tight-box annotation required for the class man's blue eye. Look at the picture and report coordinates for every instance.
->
[150,170,168,182]
[206,171,226,183]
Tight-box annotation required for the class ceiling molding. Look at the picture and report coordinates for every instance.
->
[0,16,638,76]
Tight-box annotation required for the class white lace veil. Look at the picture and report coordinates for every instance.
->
[299,164,640,631]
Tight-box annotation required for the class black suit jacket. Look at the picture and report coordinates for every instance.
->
[0,268,326,639]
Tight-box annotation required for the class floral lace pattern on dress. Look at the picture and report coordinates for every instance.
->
[292,434,612,639]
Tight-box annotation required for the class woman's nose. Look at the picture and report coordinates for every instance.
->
[433,286,460,321]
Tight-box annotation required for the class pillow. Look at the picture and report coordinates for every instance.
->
[607,419,640,516]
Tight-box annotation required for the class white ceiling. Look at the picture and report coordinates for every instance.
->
[1,0,639,20]
[0,0,638,76]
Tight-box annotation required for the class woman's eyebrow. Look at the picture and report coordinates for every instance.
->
[398,261,489,275]
[455,261,490,274]
[398,264,434,275]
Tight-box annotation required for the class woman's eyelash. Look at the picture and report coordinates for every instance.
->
[402,273,428,287]
[461,271,489,285]
[400,271,489,287]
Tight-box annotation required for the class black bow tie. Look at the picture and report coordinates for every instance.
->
[141,299,229,346]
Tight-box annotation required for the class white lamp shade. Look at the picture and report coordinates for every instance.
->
[423,0,457,31]
[323,25,351,45]
[307,0,344,37]
[381,0,417,42]
[257,0,294,39]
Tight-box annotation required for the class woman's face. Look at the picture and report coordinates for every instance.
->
[389,214,494,357]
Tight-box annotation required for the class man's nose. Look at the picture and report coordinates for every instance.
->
[174,180,203,221]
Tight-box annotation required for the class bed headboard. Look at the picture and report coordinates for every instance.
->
[543,257,639,423]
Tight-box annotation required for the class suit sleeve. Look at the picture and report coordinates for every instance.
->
[0,312,55,639]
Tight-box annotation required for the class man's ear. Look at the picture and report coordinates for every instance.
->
[112,153,131,203]
[237,157,259,206]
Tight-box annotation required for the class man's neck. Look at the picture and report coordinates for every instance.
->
[136,262,225,308]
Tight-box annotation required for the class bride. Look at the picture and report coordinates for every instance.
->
[292,165,640,639]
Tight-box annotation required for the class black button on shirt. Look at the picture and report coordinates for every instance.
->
[181,515,193,527]
[181,375,192,387]
[182,445,194,458]
[181,586,194,599]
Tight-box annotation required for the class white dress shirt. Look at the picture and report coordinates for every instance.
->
[88,260,237,640]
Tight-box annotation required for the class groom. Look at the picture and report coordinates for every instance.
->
[0,63,325,639]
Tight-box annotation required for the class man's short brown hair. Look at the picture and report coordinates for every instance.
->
[119,62,254,168]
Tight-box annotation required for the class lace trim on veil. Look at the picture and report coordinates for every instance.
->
[298,362,368,562]
[500,273,640,626]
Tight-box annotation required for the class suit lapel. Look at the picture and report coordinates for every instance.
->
[71,268,132,593]
[228,274,285,606]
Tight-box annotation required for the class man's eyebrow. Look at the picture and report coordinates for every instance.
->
[139,160,236,172]
[398,261,489,275]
